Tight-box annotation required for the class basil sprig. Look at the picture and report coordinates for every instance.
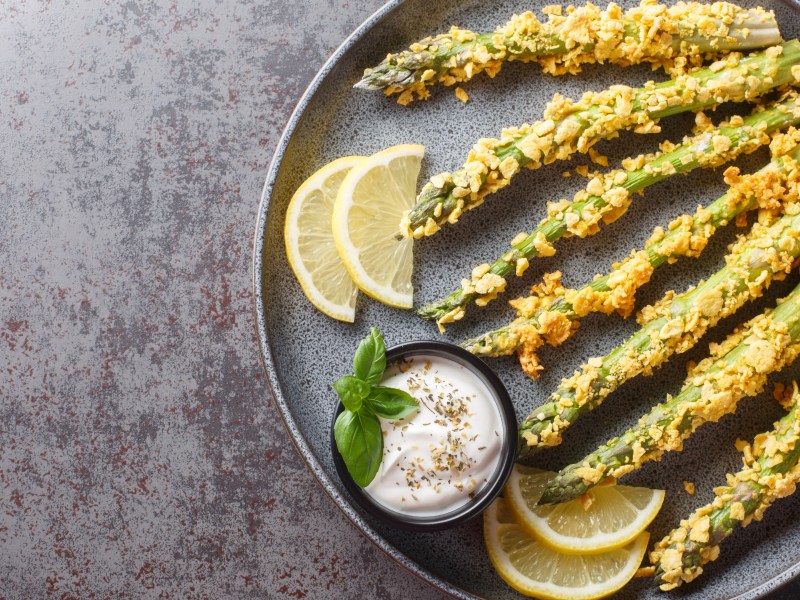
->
[333,328,418,487]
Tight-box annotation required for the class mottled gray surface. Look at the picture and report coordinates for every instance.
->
[0,0,444,598]
[1,0,798,599]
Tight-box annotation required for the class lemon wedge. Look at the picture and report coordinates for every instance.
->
[505,466,664,555]
[332,144,423,309]
[485,497,649,600]
[284,156,365,322]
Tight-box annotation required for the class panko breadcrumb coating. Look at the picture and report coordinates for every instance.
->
[357,1,781,103]
[419,91,800,329]
[462,129,800,374]
[519,198,800,453]
[404,41,800,239]
[652,383,800,590]
[539,280,800,505]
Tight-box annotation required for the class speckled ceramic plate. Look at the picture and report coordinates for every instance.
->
[254,1,800,598]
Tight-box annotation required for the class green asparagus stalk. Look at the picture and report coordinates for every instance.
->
[652,383,800,590]
[538,276,800,505]
[357,2,781,103]
[462,134,800,366]
[403,41,800,239]
[517,198,800,454]
[420,93,800,326]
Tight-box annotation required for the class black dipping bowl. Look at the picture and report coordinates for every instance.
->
[330,340,517,532]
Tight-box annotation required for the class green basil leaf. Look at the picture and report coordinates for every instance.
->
[352,327,386,386]
[334,410,383,487]
[332,375,370,412]
[365,386,419,420]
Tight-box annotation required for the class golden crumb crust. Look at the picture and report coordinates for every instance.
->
[388,1,777,105]
[406,43,795,238]
[511,129,800,387]
[652,383,800,590]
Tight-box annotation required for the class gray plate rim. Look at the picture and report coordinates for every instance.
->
[251,1,800,597]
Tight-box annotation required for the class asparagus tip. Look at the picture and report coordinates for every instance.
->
[459,337,480,353]
[416,303,447,321]
[537,476,584,506]
[353,76,377,90]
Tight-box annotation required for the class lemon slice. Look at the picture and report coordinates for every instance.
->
[485,497,649,600]
[332,144,423,309]
[505,466,664,555]
[284,156,365,322]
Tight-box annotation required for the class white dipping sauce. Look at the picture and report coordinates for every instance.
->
[364,355,504,516]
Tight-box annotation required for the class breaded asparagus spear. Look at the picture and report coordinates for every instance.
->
[517,198,800,454]
[651,383,800,590]
[403,41,800,239]
[357,2,781,104]
[420,94,800,327]
[539,276,800,505]
[462,131,800,371]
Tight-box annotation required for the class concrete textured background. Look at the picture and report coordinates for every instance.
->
[0,0,797,598]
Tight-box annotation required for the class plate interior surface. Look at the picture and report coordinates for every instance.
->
[254,1,800,597]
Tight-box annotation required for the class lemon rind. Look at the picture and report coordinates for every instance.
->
[284,155,365,322]
[485,499,649,600]
[332,144,424,309]
[505,467,664,555]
